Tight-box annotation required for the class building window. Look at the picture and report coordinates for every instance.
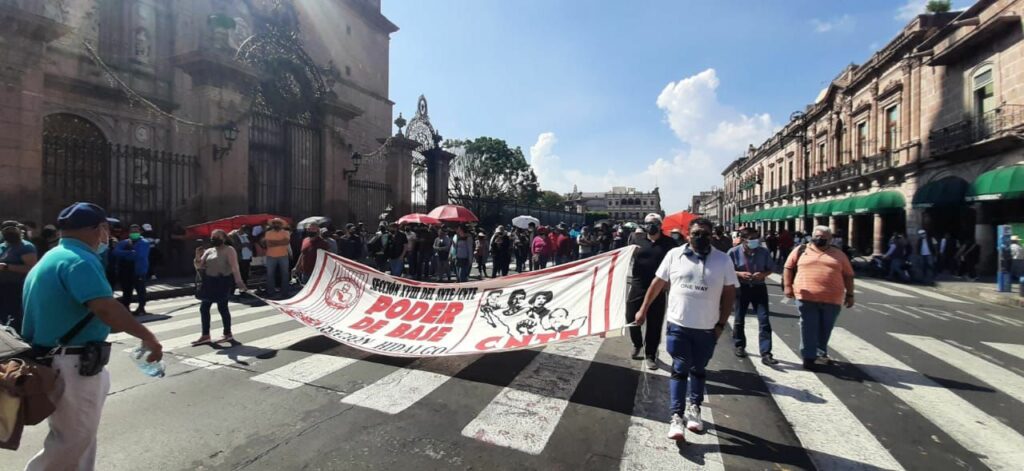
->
[973,67,995,117]
[885,104,900,151]
[856,121,868,159]
[817,142,826,173]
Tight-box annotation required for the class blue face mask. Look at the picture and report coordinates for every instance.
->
[747,239,761,249]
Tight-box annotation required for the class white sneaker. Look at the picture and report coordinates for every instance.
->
[815,355,833,365]
[667,414,686,441]
[685,404,704,433]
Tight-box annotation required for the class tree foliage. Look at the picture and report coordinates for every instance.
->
[926,0,951,13]
[445,137,540,204]
[536,190,567,209]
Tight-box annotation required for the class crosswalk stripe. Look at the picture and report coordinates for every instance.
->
[904,306,949,321]
[854,279,914,298]
[252,354,361,389]
[957,310,1010,326]
[182,326,319,370]
[142,297,201,311]
[872,281,969,304]
[831,328,1024,470]
[461,336,603,455]
[740,322,902,470]
[912,306,975,323]
[341,355,481,413]
[159,314,293,351]
[893,334,1024,405]
[857,304,893,316]
[989,313,1024,327]
[109,306,274,342]
[619,347,724,471]
[868,303,922,319]
[982,342,1024,362]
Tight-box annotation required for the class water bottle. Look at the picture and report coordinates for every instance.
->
[129,346,166,378]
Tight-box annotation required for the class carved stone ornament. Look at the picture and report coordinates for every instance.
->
[404,95,440,151]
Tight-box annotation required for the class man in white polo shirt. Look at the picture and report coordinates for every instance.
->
[635,217,738,443]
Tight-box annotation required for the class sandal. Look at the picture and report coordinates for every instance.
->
[190,336,211,347]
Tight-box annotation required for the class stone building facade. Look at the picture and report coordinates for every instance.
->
[563,186,663,222]
[0,0,436,232]
[717,0,1024,272]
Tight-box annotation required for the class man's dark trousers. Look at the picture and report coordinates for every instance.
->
[732,283,772,354]
[626,284,666,358]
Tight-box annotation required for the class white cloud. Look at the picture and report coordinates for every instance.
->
[530,68,778,212]
[895,0,928,21]
[810,14,854,33]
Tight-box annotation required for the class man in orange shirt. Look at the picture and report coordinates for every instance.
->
[782,225,855,370]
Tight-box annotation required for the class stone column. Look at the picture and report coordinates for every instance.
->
[849,215,860,254]
[873,213,885,255]
[829,216,838,236]
[173,49,258,219]
[974,203,996,274]
[320,98,363,223]
[0,4,70,223]
[422,147,454,209]
[382,136,420,217]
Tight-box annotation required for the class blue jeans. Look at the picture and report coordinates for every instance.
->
[666,323,717,413]
[456,257,471,282]
[732,284,772,354]
[796,300,841,360]
[265,256,290,294]
[389,258,404,277]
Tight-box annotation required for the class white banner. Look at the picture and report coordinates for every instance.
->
[264,246,637,356]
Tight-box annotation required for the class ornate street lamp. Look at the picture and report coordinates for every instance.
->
[344,152,362,179]
[212,121,239,161]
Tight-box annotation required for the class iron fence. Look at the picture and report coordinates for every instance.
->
[450,196,584,229]
[348,179,393,225]
[928,104,1024,155]
[42,133,198,230]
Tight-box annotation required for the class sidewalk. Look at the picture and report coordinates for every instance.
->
[932,277,1024,309]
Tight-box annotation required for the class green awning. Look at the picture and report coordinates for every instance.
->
[913,176,968,208]
[966,164,1024,202]
[765,207,782,221]
[853,190,905,214]
[831,196,859,216]
[809,201,834,217]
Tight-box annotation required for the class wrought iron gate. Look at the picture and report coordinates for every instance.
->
[248,112,323,217]
[42,114,199,229]
[348,179,392,225]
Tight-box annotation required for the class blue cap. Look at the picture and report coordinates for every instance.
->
[57,202,108,230]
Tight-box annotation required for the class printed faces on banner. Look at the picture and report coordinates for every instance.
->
[272,248,634,357]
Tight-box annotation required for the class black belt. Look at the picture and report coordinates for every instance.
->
[31,345,88,356]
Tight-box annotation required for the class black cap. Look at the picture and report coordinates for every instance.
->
[57,202,108,230]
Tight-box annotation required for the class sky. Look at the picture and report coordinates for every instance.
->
[383,0,970,212]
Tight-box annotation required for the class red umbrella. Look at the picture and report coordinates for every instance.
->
[397,213,441,225]
[661,211,697,237]
[427,204,478,223]
[185,214,291,239]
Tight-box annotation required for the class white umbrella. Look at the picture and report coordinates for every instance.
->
[512,215,540,229]
[297,216,331,230]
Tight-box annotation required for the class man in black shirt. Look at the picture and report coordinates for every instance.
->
[626,213,678,370]
[384,222,408,276]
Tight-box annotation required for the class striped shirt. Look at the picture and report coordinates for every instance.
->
[784,245,853,306]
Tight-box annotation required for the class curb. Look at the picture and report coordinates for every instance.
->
[937,285,1024,310]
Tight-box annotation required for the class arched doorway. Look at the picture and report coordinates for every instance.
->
[41,113,111,221]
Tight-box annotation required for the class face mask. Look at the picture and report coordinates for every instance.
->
[672,234,681,241]
[646,224,661,236]
[2,232,19,244]
[691,235,712,255]
[211,238,224,247]
[129,232,141,241]
[271,225,282,231]
[747,239,761,249]
[813,237,829,248]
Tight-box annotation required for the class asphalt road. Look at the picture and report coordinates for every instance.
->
[3,274,1023,470]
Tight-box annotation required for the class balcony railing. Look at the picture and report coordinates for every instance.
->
[928,105,1024,156]
[861,151,894,174]
[807,162,862,189]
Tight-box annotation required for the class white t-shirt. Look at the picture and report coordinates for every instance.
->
[655,245,739,329]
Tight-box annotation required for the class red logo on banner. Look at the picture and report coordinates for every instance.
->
[325,276,362,310]
[282,308,322,327]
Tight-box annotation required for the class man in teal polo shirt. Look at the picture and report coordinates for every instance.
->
[21,202,163,471]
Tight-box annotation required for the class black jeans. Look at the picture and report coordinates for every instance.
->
[732,284,772,354]
[119,275,147,311]
[625,284,666,358]
[200,300,232,337]
[239,260,251,286]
